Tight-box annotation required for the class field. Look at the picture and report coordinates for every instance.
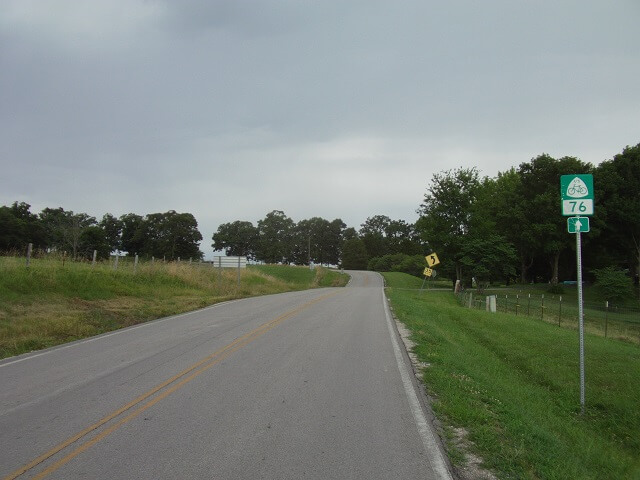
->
[0,256,348,359]
[384,272,640,479]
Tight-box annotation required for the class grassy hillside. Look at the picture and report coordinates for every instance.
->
[384,272,640,479]
[0,257,347,359]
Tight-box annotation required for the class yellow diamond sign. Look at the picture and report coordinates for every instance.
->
[425,253,440,267]
[423,267,433,277]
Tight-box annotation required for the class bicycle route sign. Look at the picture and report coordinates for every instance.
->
[560,174,594,216]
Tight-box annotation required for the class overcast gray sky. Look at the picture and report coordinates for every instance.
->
[2,1,639,256]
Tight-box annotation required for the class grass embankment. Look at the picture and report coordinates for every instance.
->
[384,272,640,479]
[0,257,348,360]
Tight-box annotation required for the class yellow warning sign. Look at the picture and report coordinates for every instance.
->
[423,267,433,277]
[425,253,440,267]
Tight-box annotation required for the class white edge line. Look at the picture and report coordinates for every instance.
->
[0,300,237,369]
[381,287,453,480]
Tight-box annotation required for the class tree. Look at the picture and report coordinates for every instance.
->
[120,213,146,255]
[359,215,391,259]
[0,206,25,251]
[459,234,518,291]
[341,238,368,270]
[78,226,111,260]
[416,167,481,284]
[594,143,640,293]
[99,213,122,253]
[592,267,634,303]
[517,155,593,285]
[212,220,258,258]
[39,208,97,259]
[256,210,295,263]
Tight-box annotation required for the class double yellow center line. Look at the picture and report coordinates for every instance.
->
[4,291,339,480]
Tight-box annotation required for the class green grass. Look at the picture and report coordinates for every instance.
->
[0,257,348,359]
[383,272,640,479]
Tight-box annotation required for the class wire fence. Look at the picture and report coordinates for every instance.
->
[458,291,640,345]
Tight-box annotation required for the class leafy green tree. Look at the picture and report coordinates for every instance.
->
[99,213,122,253]
[594,143,640,294]
[143,211,203,260]
[256,210,295,263]
[0,206,25,251]
[416,167,480,284]
[119,213,146,255]
[592,267,634,302]
[517,154,593,285]
[470,170,531,283]
[359,215,390,259]
[341,238,368,270]
[78,226,111,260]
[212,220,258,258]
[39,208,97,259]
[459,234,518,291]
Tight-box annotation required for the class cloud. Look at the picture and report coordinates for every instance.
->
[1,1,639,257]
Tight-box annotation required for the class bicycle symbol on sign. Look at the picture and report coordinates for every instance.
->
[568,179,587,196]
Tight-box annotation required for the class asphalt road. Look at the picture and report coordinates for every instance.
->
[0,270,452,480]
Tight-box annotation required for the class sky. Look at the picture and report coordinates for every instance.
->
[2,1,639,257]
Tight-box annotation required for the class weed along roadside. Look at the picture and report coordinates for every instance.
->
[0,256,348,360]
[383,272,640,480]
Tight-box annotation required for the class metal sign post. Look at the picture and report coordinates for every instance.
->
[561,174,593,415]
[576,231,585,415]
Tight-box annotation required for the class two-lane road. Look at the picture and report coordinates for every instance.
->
[0,271,451,479]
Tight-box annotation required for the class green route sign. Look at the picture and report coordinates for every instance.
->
[567,216,590,233]
[561,174,594,216]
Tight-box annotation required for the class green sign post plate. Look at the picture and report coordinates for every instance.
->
[567,216,590,233]
[561,174,594,216]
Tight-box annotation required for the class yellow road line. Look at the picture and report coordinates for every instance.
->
[4,291,339,480]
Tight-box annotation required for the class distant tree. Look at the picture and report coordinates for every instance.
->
[517,155,592,285]
[78,226,111,260]
[0,206,25,251]
[416,167,481,284]
[119,213,146,255]
[256,210,295,263]
[459,234,518,291]
[359,215,391,259]
[341,238,368,270]
[39,207,97,259]
[212,220,258,258]
[144,211,203,260]
[342,227,359,241]
[99,213,122,253]
[594,143,640,293]
[592,267,634,303]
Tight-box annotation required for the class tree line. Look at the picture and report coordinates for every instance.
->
[211,211,424,266]
[417,143,639,290]
[0,206,203,261]
[213,142,639,291]
[3,142,637,290]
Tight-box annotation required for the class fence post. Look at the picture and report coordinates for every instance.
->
[237,256,241,287]
[558,296,562,326]
[515,295,519,315]
[505,294,508,313]
[541,294,544,320]
[134,254,139,274]
[604,301,609,338]
[113,252,119,271]
[26,243,33,267]
[467,292,473,308]
[527,293,531,316]
[92,250,97,267]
